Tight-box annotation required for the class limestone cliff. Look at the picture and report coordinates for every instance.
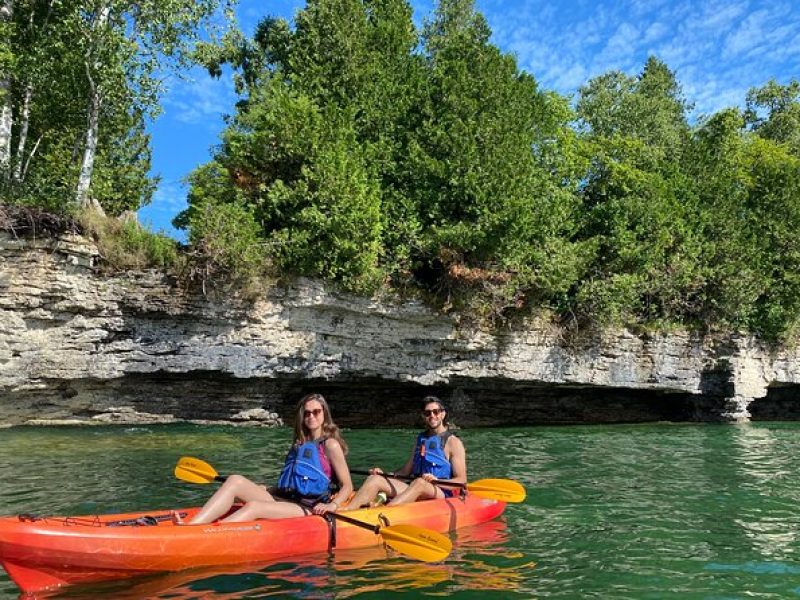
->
[1,232,798,427]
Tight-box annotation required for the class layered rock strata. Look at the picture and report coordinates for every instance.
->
[1,232,798,427]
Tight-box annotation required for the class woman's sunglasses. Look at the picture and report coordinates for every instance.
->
[422,408,443,417]
[303,408,323,418]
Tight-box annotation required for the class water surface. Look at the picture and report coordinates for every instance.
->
[2,423,800,598]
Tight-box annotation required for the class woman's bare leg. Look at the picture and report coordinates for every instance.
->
[189,474,274,524]
[222,499,309,522]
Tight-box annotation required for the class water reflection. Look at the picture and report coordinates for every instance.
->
[26,521,535,599]
[728,424,800,561]
[447,520,536,594]
[27,548,442,599]
[730,424,792,486]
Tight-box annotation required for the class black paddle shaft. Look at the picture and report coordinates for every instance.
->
[327,511,381,534]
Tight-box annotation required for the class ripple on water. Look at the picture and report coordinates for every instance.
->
[4,423,800,598]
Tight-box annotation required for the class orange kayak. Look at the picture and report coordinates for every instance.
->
[0,496,505,594]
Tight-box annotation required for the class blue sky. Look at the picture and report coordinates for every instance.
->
[139,0,800,239]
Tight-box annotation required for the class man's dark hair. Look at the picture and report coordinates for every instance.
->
[422,395,448,425]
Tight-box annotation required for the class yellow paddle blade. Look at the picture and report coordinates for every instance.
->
[466,479,527,503]
[379,524,452,563]
[175,456,219,484]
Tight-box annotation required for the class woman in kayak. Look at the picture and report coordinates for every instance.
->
[346,396,466,508]
[183,393,352,523]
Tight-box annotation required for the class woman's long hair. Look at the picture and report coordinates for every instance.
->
[293,393,348,454]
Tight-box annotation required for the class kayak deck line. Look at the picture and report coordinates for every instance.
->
[13,511,190,528]
[0,495,506,594]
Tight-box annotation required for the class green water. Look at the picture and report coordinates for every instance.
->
[2,423,800,598]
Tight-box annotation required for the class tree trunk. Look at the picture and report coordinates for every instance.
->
[13,0,52,183]
[0,0,13,171]
[12,83,31,183]
[21,133,41,181]
[75,5,110,208]
[0,85,10,172]
[75,83,101,207]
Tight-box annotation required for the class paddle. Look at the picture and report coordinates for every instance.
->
[351,470,527,503]
[174,457,452,563]
[175,456,228,484]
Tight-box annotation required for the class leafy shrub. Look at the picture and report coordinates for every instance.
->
[184,198,268,292]
[79,209,178,270]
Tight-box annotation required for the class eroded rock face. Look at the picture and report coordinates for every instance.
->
[1,232,799,427]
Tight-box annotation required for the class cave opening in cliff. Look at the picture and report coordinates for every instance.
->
[4,373,704,427]
[748,383,800,420]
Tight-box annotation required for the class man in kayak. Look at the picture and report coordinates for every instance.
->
[182,393,353,523]
[346,396,467,508]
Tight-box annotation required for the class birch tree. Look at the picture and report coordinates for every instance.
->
[11,0,57,185]
[0,0,12,171]
[4,0,102,207]
[74,4,110,209]
[74,0,229,209]
[2,0,230,212]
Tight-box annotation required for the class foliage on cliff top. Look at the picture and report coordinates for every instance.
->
[176,0,800,340]
[0,203,179,271]
[4,0,800,341]
[78,208,179,271]
[181,0,589,320]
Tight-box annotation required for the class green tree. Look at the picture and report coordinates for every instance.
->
[183,2,800,339]
[577,56,690,166]
[2,0,233,215]
[408,0,586,308]
[745,79,800,155]
[185,0,585,304]
[185,0,420,290]
[286,0,424,277]
[688,109,800,337]
[574,57,700,325]
[73,0,232,209]
[681,109,760,328]
[746,138,800,337]
[3,0,98,206]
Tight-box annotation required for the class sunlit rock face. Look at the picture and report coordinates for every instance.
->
[1,232,798,427]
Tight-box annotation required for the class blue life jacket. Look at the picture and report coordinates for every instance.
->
[411,431,453,479]
[277,439,333,498]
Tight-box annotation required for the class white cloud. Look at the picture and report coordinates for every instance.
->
[150,180,188,214]
[723,8,770,58]
[162,68,237,129]
[594,22,641,69]
[696,0,748,32]
[630,0,673,15]
[473,0,799,118]
[552,63,589,91]
[642,21,669,43]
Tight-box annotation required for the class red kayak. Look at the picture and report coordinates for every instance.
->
[0,496,505,594]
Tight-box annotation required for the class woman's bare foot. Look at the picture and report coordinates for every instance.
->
[170,510,184,525]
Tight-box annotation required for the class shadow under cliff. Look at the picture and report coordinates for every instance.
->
[1,372,706,427]
[749,383,800,420]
